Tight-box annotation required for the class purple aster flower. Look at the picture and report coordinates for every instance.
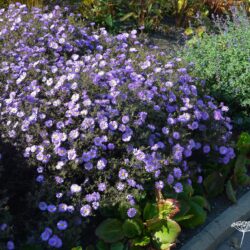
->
[173,132,180,140]
[178,113,191,123]
[57,220,68,230]
[80,205,92,217]
[99,120,108,130]
[108,143,115,150]
[173,167,182,179]
[67,205,75,213]
[188,121,199,130]
[97,158,107,170]
[133,149,146,161]
[41,229,52,241]
[195,142,202,149]
[127,179,136,187]
[38,202,47,211]
[219,146,228,155]
[214,110,223,120]
[84,162,93,171]
[92,201,100,210]
[203,145,210,154]
[118,168,128,180]
[58,203,67,212]
[47,205,57,213]
[155,180,164,189]
[202,112,209,120]
[69,129,79,140]
[98,183,106,192]
[222,156,230,164]
[162,127,169,135]
[167,174,174,185]
[0,224,7,231]
[67,149,77,160]
[117,182,125,191]
[56,147,67,157]
[7,241,15,250]
[197,176,203,183]
[36,175,44,183]
[173,182,183,193]
[122,132,132,142]
[122,115,130,124]
[70,184,82,193]
[184,149,192,157]
[48,235,60,247]
[127,208,137,218]
[167,117,176,125]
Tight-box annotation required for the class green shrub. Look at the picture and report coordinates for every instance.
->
[78,0,172,32]
[181,10,250,117]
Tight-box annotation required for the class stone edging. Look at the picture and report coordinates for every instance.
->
[180,190,250,250]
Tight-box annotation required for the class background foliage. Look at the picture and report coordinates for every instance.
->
[181,9,250,119]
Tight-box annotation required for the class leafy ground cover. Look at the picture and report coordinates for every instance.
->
[0,2,249,250]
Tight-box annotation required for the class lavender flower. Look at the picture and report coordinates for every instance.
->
[127,208,137,218]
[80,205,92,217]
[57,220,68,230]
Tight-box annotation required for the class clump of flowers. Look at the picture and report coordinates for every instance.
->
[0,3,235,248]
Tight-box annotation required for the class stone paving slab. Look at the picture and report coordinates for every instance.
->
[217,230,250,250]
[180,190,250,250]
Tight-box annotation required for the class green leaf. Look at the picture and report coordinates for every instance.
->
[225,180,237,203]
[146,218,165,232]
[122,219,142,238]
[110,242,124,250]
[105,15,113,27]
[177,0,187,13]
[237,132,250,153]
[234,154,247,174]
[143,202,158,220]
[120,12,135,22]
[95,219,125,243]
[152,219,181,250]
[203,172,225,197]
[191,195,210,210]
[236,174,250,186]
[132,236,151,247]
[179,201,207,229]
[174,214,194,222]
[96,240,109,250]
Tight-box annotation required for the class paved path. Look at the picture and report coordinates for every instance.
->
[217,228,250,250]
[180,191,250,250]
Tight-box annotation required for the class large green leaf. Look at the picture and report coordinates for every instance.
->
[191,195,210,211]
[110,242,124,250]
[179,201,207,229]
[132,236,151,247]
[143,202,158,220]
[203,171,225,197]
[236,173,250,186]
[225,180,237,203]
[234,154,247,174]
[122,219,142,238]
[152,219,181,250]
[95,219,125,243]
[96,240,109,250]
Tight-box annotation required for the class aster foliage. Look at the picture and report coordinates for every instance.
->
[0,2,235,249]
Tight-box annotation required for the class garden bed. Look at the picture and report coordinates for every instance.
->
[0,2,249,250]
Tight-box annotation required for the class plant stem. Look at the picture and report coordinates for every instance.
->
[240,232,245,248]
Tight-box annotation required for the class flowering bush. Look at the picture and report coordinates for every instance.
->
[0,3,235,249]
